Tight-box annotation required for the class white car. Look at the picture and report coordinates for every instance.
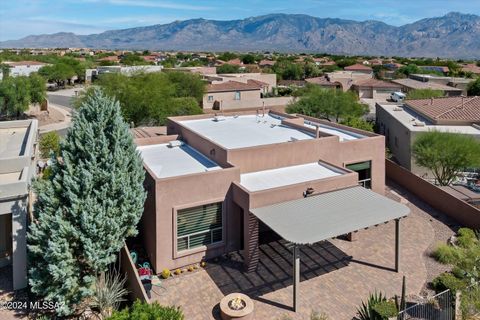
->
[391,91,406,102]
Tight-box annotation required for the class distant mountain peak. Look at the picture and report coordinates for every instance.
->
[1,12,479,58]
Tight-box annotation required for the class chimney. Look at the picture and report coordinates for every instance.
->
[430,97,434,105]
[315,125,320,138]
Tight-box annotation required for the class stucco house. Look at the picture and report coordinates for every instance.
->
[134,110,395,274]
[0,119,38,290]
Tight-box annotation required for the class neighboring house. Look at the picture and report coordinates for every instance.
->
[215,73,277,92]
[376,96,480,176]
[461,63,480,76]
[0,120,38,290]
[325,71,373,91]
[305,76,342,89]
[408,74,472,95]
[1,61,47,80]
[135,110,389,272]
[85,65,163,83]
[352,79,402,99]
[97,55,120,63]
[258,60,275,68]
[202,80,263,110]
[419,66,449,75]
[344,64,373,74]
[277,80,306,88]
[391,78,463,97]
[163,66,217,75]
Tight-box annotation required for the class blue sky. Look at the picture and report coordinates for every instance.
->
[1,0,479,41]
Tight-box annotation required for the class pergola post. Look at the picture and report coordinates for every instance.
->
[293,245,300,312]
[395,218,400,273]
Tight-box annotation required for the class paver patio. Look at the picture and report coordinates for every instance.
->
[151,184,458,320]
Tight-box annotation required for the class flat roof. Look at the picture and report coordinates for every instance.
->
[137,142,222,179]
[0,127,28,158]
[391,78,462,91]
[303,121,365,141]
[378,104,480,135]
[0,171,22,184]
[179,114,314,149]
[240,162,344,192]
[251,186,410,245]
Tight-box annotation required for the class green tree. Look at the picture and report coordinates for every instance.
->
[216,64,241,73]
[121,53,146,66]
[28,90,146,315]
[78,72,204,126]
[38,63,76,86]
[39,131,61,158]
[0,63,10,78]
[467,78,480,96]
[241,54,256,64]
[28,73,47,104]
[273,60,303,80]
[406,89,444,100]
[340,118,374,132]
[396,64,420,77]
[0,76,31,118]
[412,131,480,186]
[287,85,368,122]
[217,52,238,62]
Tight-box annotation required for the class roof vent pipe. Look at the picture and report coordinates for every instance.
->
[315,125,320,138]
[430,97,434,105]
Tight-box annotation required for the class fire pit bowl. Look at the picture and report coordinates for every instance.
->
[220,293,254,320]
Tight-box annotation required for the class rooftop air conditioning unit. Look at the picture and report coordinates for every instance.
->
[213,115,226,122]
[168,140,184,148]
[393,107,404,111]
[413,121,425,127]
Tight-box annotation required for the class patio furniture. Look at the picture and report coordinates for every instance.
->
[220,293,254,320]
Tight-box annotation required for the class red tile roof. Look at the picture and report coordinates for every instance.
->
[344,63,372,71]
[246,79,269,87]
[461,63,480,74]
[305,76,338,86]
[405,96,480,124]
[259,59,275,66]
[207,80,262,93]
[226,58,243,66]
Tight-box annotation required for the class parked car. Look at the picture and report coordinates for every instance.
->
[391,91,406,102]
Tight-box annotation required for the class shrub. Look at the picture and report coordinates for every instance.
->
[310,311,329,320]
[90,270,128,318]
[432,273,466,294]
[357,291,387,320]
[39,131,60,158]
[372,300,398,319]
[456,228,478,248]
[161,269,171,279]
[174,269,181,275]
[108,300,184,320]
[433,244,460,264]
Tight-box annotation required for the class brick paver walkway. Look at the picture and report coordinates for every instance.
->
[151,186,456,320]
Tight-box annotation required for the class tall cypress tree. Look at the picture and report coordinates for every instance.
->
[28,89,146,315]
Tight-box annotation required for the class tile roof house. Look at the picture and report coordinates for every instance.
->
[344,63,373,74]
[391,78,463,97]
[1,61,48,79]
[461,63,480,75]
[305,76,341,89]
[259,60,275,67]
[352,79,402,99]
[376,97,480,175]
[405,96,480,125]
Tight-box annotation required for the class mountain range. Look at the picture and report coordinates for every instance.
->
[1,12,479,58]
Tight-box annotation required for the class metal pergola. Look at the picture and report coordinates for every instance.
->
[251,186,410,312]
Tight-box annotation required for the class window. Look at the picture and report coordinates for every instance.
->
[234,91,241,100]
[346,161,372,189]
[0,214,12,260]
[177,202,222,251]
[208,95,214,102]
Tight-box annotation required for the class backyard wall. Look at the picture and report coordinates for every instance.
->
[385,159,480,228]
[120,244,150,303]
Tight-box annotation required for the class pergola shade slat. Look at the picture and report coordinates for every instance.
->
[251,186,410,245]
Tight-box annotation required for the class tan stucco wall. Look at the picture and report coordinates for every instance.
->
[141,112,386,271]
[203,89,262,110]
